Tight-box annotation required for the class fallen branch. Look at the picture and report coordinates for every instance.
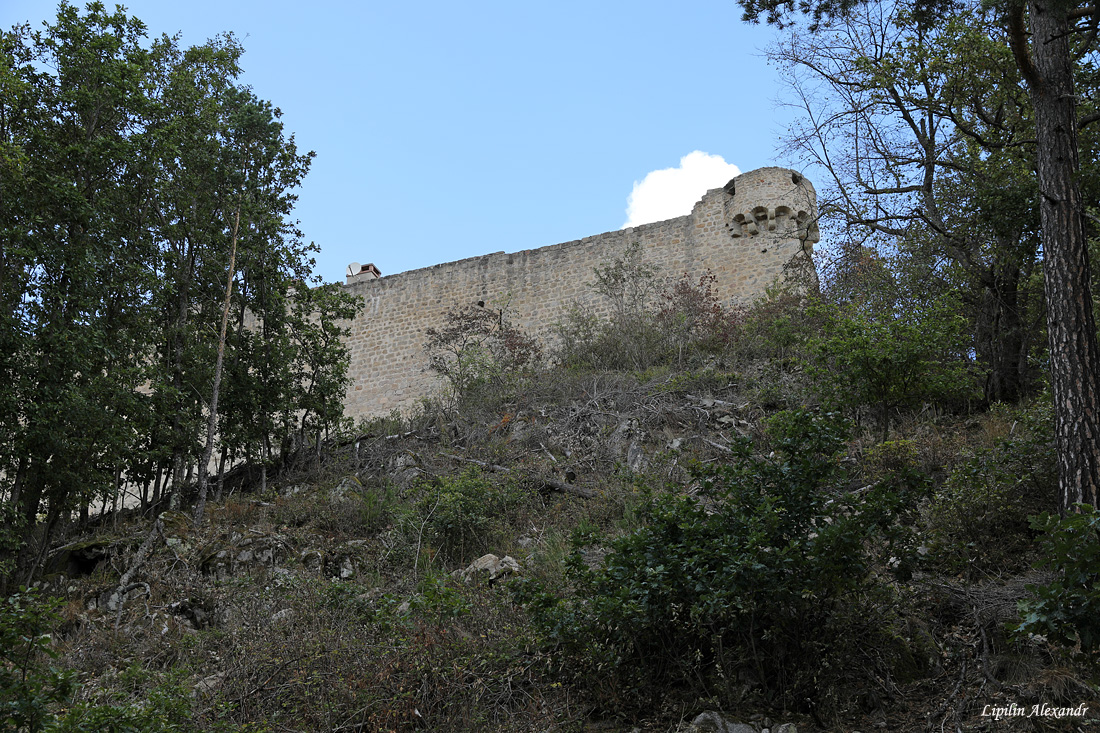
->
[442,453,594,499]
[696,436,733,454]
[113,582,151,630]
[116,518,164,593]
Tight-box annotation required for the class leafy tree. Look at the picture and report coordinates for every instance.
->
[771,2,1045,402]
[0,3,162,579]
[0,3,359,583]
[744,0,1100,512]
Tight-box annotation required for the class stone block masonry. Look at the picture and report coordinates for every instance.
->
[341,167,819,419]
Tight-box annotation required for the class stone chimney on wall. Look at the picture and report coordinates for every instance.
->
[345,262,382,285]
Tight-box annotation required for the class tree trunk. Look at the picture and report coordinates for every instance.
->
[978,262,1030,403]
[194,204,241,524]
[1016,1,1100,512]
[214,446,229,503]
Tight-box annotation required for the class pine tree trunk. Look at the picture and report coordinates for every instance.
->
[1024,1,1100,512]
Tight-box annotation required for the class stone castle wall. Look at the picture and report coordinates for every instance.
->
[340,167,819,419]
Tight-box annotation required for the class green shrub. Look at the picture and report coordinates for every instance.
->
[729,284,813,363]
[54,668,199,733]
[927,447,1036,576]
[555,303,667,372]
[555,246,742,372]
[519,410,921,715]
[1016,504,1100,655]
[926,404,1055,577]
[0,588,74,732]
[805,299,975,441]
[655,272,741,366]
[416,469,526,565]
[424,301,540,408]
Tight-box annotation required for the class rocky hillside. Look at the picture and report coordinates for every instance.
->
[6,360,1098,732]
[5,282,1100,732]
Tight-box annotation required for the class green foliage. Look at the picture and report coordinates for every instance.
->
[416,470,526,565]
[424,301,540,409]
[556,246,741,372]
[1016,505,1100,655]
[0,589,74,732]
[410,572,473,622]
[928,447,1035,576]
[927,400,1056,576]
[655,272,741,366]
[769,2,1047,405]
[555,242,667,371]
[519,410,921,714]
[730,284,813,363]
[0,2,358,581]
[53,667,197,733]
[806,299,975,440]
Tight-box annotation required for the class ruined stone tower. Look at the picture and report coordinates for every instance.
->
[339,166,818,419]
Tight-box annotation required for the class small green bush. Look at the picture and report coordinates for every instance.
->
[54,668,199,733]
[927,447,1035,576]
[0,592,201,732]
[1016,504,1100,655]
[416,469,526,565]
[555,246,743,372]
[728,284,812,363]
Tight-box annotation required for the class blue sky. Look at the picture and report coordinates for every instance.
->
[7,1,802,284]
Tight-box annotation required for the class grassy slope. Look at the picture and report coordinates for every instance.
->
[14,350,1100,731]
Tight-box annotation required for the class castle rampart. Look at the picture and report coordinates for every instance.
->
[341,167,818,419]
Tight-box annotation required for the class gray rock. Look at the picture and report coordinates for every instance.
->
[685,711,756,733]
[200,533,287,579]
[300,550,323,570]
[280,483,309,498]
[457,553,520,583]
[331,475,361,499]
[193,671,225,697]
[626,439,647,472]
[271,608,295,623]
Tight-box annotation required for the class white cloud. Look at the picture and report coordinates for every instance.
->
[623,151,741,228]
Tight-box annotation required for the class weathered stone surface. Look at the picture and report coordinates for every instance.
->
[682,711,757,733]
[271,608,295,623]
[193,671,225,697]
[280,483,310,498]
[44,539,111,578]
[457,553,520,583]
[339,167,818,419]
[199,531,286,579]
[167,598,212,629]
[300,550,323,570]
[330,475,361,499]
